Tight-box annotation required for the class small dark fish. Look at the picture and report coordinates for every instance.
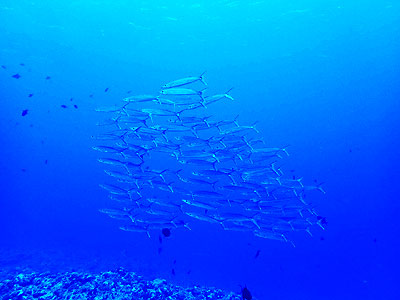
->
[28,93,33,98]
[349,149,352,153]
[162,228,171,237]
[1,65,6,69]
[171,269,175,276]
[314,179,318,183]
[158,236,162,244]
[187,270,191,275]
[45,76,51,80]
[173,259,176,265]
[61,105,67,108]
[320,236,325,241]
[127,90,132,94]
[70,98,73,101]
[241,285,252,300]
[12,73,21,79]
[19,63,25,66]
[21,109,28,116]
[89,94,94,98]
[373,238,377,243]
[104,87,109,92]
[292,175,296,180]
[45,160,48,165]
[73,105,78,109]
[254,249,261,259]
[21,168,27,172]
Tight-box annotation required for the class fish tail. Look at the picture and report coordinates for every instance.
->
[184,222,191,230]
[251,121,259,133]
[199,71,207,86]
[233,114,240,127]
[251,218,261,230]
[306,228,313,237]
[282,145,290,156]
[175,169,184,181]
[168,182,174,193]
[317,183,326,194]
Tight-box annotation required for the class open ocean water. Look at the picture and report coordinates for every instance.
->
[0,1,399,299]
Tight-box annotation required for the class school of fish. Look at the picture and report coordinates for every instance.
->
[93,74,326,245]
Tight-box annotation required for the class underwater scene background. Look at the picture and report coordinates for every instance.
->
[0,1,399,299]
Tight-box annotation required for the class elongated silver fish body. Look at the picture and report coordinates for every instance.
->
[162,72,207,89]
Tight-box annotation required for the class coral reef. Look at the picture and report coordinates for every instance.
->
[0,268,241,300]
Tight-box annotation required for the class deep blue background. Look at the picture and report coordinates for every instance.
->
[0,1,399,299]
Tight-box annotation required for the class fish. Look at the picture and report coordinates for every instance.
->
[254,230,287,242]
[203,88,234,105]
[12,73,21,79]
[185,212,224,227]
[161,72,207,89]
[123,95,159,103]
[162,228,171,237]
[21,109,28,116]
[120,225,150,237]
[241,285,252,300]
[192,190,224,199]
[94,74,324,243]
[160,88,206,102]
[182,199,217,210]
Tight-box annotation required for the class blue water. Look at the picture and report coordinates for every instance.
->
[0,1,399,299]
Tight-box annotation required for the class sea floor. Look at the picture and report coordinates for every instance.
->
[0,247,242,300]
[0,269,241,300]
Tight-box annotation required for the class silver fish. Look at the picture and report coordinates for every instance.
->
[162,72,207,89]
